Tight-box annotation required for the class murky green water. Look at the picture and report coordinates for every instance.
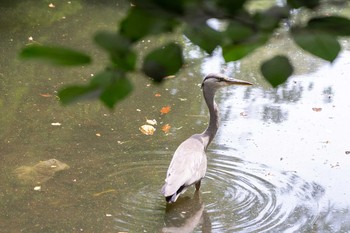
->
[1,0,350,232]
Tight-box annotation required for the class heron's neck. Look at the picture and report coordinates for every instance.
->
[201,86,219,150]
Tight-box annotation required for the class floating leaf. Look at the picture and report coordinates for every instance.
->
[39,93,52,97]
[261,55,293,87]
[160,106,171,114]
[162,124,171,133]
[20,45,91,66]
[146,119,157,125]
[139,125,156,135]
[142,43,183,82]
[291,28,340,62]
[312,107,322,112]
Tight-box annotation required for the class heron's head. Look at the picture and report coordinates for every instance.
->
[201,73,253,90]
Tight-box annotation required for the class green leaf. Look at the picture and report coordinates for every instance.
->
[184,23,222,54]
[142,43,183,82]
[131,0,185,15]
[216,0,247,14]
[58,70,133,108]
[291,28,340,62]
[223,44,259,61]
[225,21,254,43]
[254,6,290,32]
[222,34,268,61]
[100,76,133,108]
[58,85,100,105]
[94,32,136,71]
[287,0,320,9]
[119,7,178,42]
[20,45,91,66]
[307,16,350,36]
[261,55,293,87]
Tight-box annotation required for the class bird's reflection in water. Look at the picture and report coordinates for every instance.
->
[162,191,211,233]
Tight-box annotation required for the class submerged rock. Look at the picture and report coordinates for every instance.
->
[14,159,70,184]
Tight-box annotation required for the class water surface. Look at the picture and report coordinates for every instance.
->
[1,0,350,232]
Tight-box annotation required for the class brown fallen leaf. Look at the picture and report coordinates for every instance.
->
[160,106,171,115]
[162,124,171,133]
[139,125,156,135]
[40,93,52,97]
[312,107,322,112]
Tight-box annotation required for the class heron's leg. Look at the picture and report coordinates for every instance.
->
[195,180,201,190]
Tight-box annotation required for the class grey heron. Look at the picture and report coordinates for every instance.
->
[161,73,253,203]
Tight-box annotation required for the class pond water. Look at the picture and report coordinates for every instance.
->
[1,0,350,232]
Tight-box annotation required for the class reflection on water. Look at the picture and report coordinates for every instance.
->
[1,0,350,232]
[163,192,210,233]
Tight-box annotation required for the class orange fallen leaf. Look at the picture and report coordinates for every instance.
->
[312,108,322,112]
[154,93,161,97]
[162,124,171,133]
[160,106,171,115]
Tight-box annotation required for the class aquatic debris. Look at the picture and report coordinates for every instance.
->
[162,124,171,134]
[39,93,52,98]
[312,107,322,112]
[139,125,156,135]
[93,189,117,197]
[34,186,41,191]
[14,159,70,184]
[51,122,61,126]
[160,106,171,115]
[146,119,157,125]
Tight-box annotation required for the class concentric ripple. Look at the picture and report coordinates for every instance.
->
[109,151,325,232]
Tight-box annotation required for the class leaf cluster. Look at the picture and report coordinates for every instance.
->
[19,0,350,107]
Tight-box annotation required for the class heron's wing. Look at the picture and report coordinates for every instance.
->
[162,135,207,196]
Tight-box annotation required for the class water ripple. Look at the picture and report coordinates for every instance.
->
[108,151,324,232]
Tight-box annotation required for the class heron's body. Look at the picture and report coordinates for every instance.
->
[161,73,252,203]
[162,134,208,202]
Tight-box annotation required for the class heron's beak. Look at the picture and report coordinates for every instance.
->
[226,78,253,86]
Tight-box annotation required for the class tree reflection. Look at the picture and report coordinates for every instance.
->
[262,105,288,123]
